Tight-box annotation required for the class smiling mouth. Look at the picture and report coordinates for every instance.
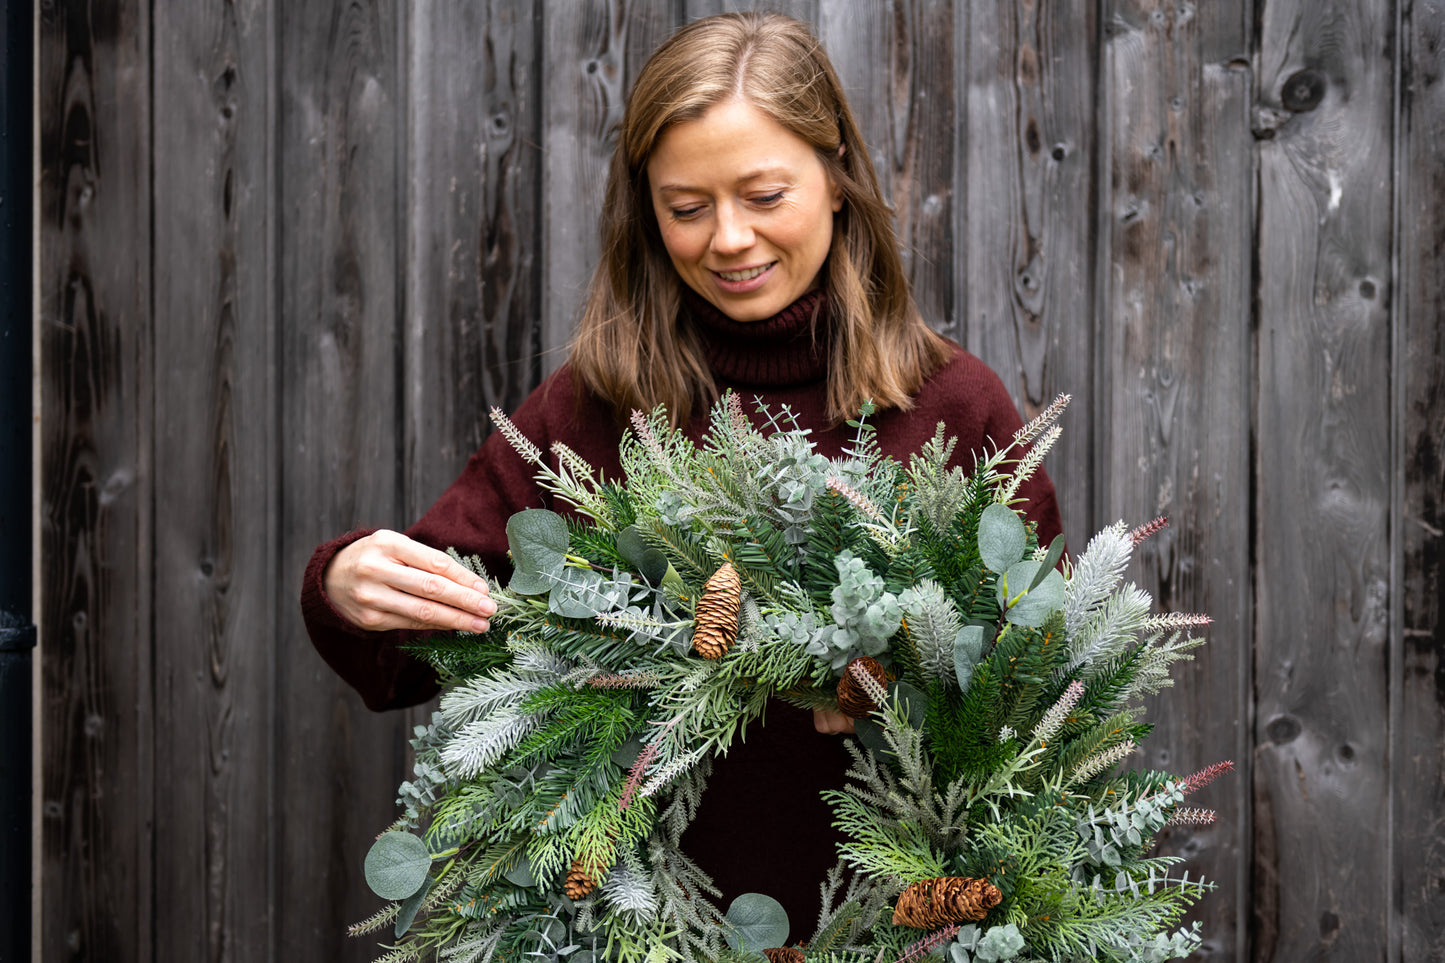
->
[713,263,775,282]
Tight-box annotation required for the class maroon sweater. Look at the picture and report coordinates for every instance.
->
[300,290,1062,933]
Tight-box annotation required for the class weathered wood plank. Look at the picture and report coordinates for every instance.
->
[149,1,275,959]
[276,2,411,959]
[1253,0,1396,958]
[1395,0,1445,957]
[817,1,896,203]
[38,2,154,960]
[403,0,542,518]
[680,1,821,30]
[961,0,1098,546]
[1097,4,1255,958]
[540,0,676,374]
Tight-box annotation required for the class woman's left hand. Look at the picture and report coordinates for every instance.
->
[813,708,856,734]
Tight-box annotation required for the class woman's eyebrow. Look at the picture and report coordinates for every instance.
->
[655,167,796,195]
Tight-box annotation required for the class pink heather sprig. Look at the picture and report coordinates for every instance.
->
[1033,680,1085,746]
[849,658,891,707]
[1181,760,1235,795]
[826,475,888,524]
[489,407,544,465]
[893,924,960,963]
[1130,516,1169,545]
[618,739,661,812]
[1140,612,1213,632]
[727,391,749,436]
[1166,807,1218,827]
[1013,393,1071,446]
[629,408,684,483]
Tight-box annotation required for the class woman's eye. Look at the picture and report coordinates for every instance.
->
[670,205,704,220]
[753,192,785,206]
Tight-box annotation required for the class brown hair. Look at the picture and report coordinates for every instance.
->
[567,11,951,426]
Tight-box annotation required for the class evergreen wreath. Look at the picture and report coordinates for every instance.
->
[353,393,1232,963]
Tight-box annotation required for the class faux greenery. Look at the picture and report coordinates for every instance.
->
[353,392,1229,963]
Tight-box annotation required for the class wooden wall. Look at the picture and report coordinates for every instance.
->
[36,0,1442,960]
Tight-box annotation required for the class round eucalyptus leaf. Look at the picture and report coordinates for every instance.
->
[502,853,537,888]
[548,568,608,618]
[853,717,891,757]
[977,504,1027,572]
[723,893,790,951]
[887,681,929,729]
[364,831,432,900]
[506,509,570,595]
[617,526,670,586]
[998,561,1065,627]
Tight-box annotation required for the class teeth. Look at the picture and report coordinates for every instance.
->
[716,264,772,282]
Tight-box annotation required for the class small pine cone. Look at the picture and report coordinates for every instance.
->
[564,860,598,900]
[836,656,888,718]
[692,562,741,660]
[763,949,805,963]
[892,876,1001,928]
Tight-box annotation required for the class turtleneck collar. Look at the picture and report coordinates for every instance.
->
[682,286,831,387]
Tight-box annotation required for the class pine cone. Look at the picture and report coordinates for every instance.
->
[564,860,598,900]
[892,876,1002,928]
[762,949,804,963]
[692,562,741,660]
[836,656,888,717]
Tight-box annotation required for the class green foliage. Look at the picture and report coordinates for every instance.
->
[351,393,1225,963]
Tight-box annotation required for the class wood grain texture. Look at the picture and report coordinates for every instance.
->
[1394,0,1445,957]
[817,1,896,203]
[540,0,674,375]
[38,1,155,958]
[403,0,542,519]
[1097,3,1254,959]
[275,2,411,959]
[150,1,276,959]
[681,0,821,23]
[1253,0,1396,958]
[961,0,1098,547]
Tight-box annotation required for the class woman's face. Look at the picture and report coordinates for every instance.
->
[647,98,843,322]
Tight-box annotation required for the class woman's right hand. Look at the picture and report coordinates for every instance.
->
[323,529,498,633]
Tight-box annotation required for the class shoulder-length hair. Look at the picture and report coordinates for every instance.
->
[568,11,951,426]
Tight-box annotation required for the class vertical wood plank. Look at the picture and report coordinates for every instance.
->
[1253,0,1396,958]
[680,0,820,28]
[276,2,410,959]
[150,1,276,959]
[1097,3,1254,958]
[37,1,153,959]
[817,1,896,202]
[403,0,542,517]
[540,0,676,373]
[961,0,1098,545]
[1394,0,1445,957]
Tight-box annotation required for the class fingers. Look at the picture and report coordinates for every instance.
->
[812,708,857,735]
[327,530,498,633]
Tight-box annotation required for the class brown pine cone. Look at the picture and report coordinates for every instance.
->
[564,860,598,900]
[892,876,1002,928]
[692,562,741,659]
[762,949,805,963]
[836,656,889,717]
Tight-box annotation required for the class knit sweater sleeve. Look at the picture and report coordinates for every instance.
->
[298,370,574,711]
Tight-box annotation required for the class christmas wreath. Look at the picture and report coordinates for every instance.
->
[352,394,1231,963]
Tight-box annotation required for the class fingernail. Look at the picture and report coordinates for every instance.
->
[472,618,486,631]
[474,580,487,593]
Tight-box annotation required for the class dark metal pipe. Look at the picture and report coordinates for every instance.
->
[0,1,36,960]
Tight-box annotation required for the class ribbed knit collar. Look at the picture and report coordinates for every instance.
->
[682,287,831,387]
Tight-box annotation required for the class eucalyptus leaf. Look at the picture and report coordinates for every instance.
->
[977,504,1027,572]
[502,853,537,888]
[723,893,789,951]
[998,560,1065,627]
[887,681,929,729]
[506,509,570,595]
[954,624,987,690]
[549,568,608,618]
[1027,534,1067,592]
[853,717,891,757]
[617,526,670,586]
[394,874,433,938]
[364,831,432,900]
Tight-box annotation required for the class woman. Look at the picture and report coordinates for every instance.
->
[303,11,1062,930]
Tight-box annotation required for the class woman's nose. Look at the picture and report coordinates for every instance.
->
[710,204,754,255]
